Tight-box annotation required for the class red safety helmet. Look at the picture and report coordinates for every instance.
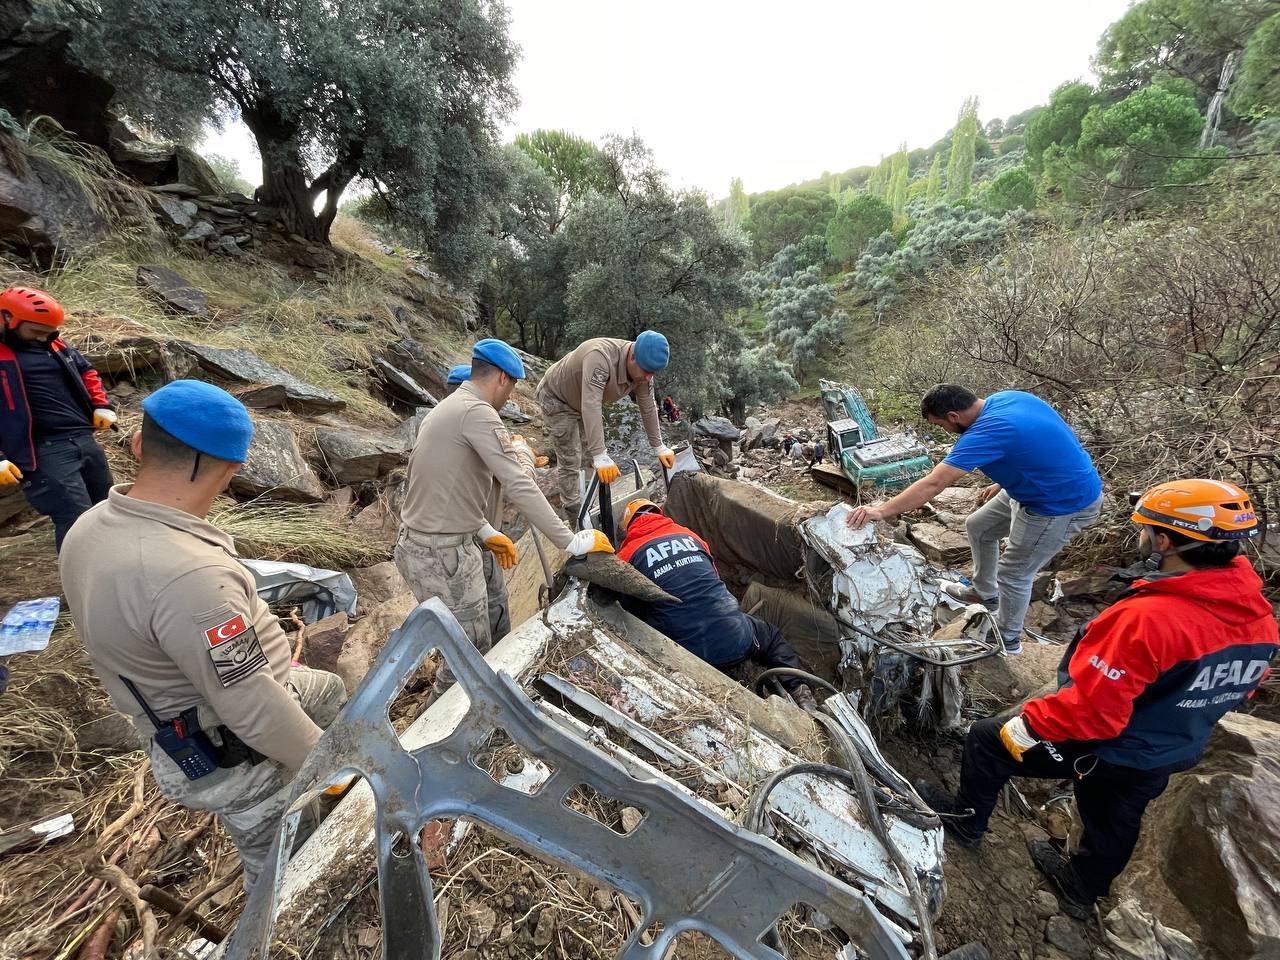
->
[0,286,65,330]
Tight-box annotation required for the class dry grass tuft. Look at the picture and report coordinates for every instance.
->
[209,498,391,568]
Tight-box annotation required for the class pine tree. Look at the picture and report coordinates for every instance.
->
[946,97,980,201]
[890,143,909,220]
[925,153,944,204]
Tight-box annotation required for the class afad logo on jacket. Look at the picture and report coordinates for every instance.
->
[1175,657,1270,710]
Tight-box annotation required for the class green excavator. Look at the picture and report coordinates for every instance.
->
[813,379,932,494]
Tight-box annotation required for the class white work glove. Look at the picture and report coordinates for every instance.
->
[653,445,676,470]
[567,528,615,558]
[999,715,1040,763]
[478,522,518,570]
[592,454,620,486]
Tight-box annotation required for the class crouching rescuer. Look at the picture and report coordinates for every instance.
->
[0,286,117,550]
[59,381,348,889]
[617,499,820,711]
[916,479,1277,920]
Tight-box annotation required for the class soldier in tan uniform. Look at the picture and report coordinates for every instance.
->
[535,331,677,520]
[60,380,348,889]
[398,339,612,693]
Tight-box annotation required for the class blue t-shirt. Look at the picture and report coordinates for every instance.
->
[943,391,1101,515]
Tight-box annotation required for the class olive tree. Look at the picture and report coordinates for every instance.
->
[51,0,516,278]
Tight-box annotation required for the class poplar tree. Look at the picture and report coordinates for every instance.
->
[946,97,981,201]
[925,153,944,204]
[889,143,909,219]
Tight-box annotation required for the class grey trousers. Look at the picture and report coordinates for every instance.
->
[148,666,348,890]
[966,491,1102,644]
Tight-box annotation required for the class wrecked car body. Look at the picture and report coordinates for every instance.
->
[215,470,1000,959]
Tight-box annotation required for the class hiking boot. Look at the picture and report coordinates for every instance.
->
[941,581,998,608]
[792,685,819,714]
[1029,840,1096,921]
[913,780,983,849]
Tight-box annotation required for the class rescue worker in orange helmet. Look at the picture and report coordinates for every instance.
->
[915,479,1277,920]
[0,287,116,550]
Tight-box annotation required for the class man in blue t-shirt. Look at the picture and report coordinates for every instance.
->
[848,384,1102,654]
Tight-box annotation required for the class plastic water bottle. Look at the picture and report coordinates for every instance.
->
[36,597,59,633]
[18,604,38,650]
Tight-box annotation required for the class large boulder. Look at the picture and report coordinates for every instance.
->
[229,418,325,503]
[136,264,210,317]
[348,561,411,609]
[149,192,198,230]
[1119,712,1280,960]
[296,612,350,677]
[905,521,970,565]
[0,132,110,261]
[741,417,781,451]
[372,357,438,408]
[314,427,407,484]
[378,338,450,399]
[180,342,345,414]
[692,416,740,442]
[395,406,432,446]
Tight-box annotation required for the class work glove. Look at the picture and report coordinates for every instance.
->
[592,454,621,486]
[324,775,356,797]
[510,435,549,472]
[93,408,118,431]
[478,522,519,570]
[999,715,1040,763]
[0,460,22,486]
[653,445,676,470]
[567,528,615,558]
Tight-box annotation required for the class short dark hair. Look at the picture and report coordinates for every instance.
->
[469,357,501,381]
[1158,528,1242,569]
[921,384,979,419]
[140,413,215,476]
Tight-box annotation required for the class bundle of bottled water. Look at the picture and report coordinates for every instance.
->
[0,596,61,656]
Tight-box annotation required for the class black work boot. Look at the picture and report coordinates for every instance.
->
[1029,840,1096,921]
[914,780,983,849]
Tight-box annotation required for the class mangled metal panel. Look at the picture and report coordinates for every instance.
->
[221,594,918,960]
[800,504,939,635]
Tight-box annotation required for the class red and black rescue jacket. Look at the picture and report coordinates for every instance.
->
[0,337,111,472]
[617,512,755,665]
[1023,556,1278,769]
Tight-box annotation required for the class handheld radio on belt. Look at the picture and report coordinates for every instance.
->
[120,675,221,780]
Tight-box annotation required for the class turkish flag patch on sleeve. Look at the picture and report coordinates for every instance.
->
[206,614,249,647]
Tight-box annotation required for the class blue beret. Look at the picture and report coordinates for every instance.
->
[634,330,669,373]
[142,380,254,463]
[472,338,525,380]
[446,364,471,385]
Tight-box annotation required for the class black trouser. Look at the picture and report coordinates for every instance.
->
[957,716,1186,902]
[20,433,113,551]
[721,616,810,692]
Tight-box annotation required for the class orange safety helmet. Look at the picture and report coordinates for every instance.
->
[1131,478,1259,542]
[0,286,65,330]
[622,498,660,530]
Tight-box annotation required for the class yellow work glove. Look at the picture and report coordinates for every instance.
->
[567,528,615,557]
[324,775,356,797]
[510,435,550,473]
[999,715,1039,763]
[92,408,118,431]
[479,523,518,569]
[592,454,621,486]
[0,460,21,486]
[653,445,676,470]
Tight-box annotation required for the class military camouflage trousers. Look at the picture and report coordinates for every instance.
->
[538,394,588,522]
[149,665,348,890]
[394,527,510,689]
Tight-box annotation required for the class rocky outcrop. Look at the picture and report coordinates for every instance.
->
[314,427,407,484]
[378,337,450,399]
[0,131,111,262]
[180,343,345,414]
[1120,712,1280,960]
[229,418,325,503]
[0,2,116,150]
[741,416,781,451]
[136,264,210,317]
[372,357,437,408]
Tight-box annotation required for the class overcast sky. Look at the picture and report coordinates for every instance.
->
[201,0,1133,199]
